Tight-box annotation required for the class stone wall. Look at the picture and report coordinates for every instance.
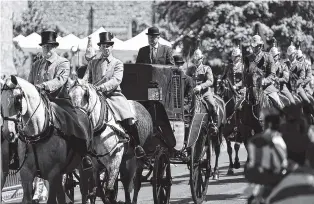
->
[30,1,153,40]
[1,1,16,76]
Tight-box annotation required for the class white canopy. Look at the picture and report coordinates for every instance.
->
[58,34,80,50]
[121,28,172,51]
[13,34,25,43]
[19,32,41,49]
[78,27,125,50]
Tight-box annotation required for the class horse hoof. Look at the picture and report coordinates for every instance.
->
[227,168,234,175]
[213,171,219,180]
[234,161,241,169]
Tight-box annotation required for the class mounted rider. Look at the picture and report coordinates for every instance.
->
[83,32,146,158]
[296,48,314,102]
[248,35,284,109]
[286,43,312,105]
[186,48,218,131]
[28,30,93,170]
[269,46,296,104]
[223,46,246,109]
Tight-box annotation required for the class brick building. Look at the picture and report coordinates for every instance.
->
[28,1,155,40]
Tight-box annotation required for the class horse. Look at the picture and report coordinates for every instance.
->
[1,75,92,204]
[190,89,225,180]
[68,78,154,204]
[215,75,252,175]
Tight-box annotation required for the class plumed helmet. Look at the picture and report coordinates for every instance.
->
[193,48,204,61]
[297,49,303,59]
[251,35,264,47]
[287,44,297,56]
[269,47,280,58]
[231,47,242,57]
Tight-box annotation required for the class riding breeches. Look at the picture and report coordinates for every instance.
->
[281,86,296,104]
[203,91,216,113]
[268,92,284,109]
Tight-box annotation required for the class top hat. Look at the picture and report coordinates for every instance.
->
[173,55,184,65]
[251,35,264,47]
[97,32,114,46]
[39,30,59,46]
[146,27,160,36]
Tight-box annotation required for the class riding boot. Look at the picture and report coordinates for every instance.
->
[81,155,93,171]
[123,122,146,158]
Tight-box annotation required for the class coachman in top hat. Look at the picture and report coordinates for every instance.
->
[83,32,146,158]
[28,30,93,170]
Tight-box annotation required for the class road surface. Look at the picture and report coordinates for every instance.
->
[5,143,249,204]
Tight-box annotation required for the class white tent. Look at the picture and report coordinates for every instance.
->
[58,34,80,50]
[121,28,172,51]
[13,34,25,43]
[78,27,124,50]
[19,32,41,49]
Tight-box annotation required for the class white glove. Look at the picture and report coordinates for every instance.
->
[193,85,202,93]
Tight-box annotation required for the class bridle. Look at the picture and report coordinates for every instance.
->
[1,84,44,142]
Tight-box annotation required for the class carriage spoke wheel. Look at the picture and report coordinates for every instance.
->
[153,149,172,204]
[64,173,75,204]
[189,126,211,204]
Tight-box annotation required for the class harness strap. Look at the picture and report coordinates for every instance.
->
[93,93,107,133]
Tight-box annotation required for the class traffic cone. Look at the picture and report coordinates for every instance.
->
[85,36,96,62]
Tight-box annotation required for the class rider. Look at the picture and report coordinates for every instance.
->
[249,35,284,109]
[286,43,312,106]
[28,30,92,170]
[83,32,146,158]
[173,55,194,114]
[186,48,218,131]
[297,48,314,102]
[269,46,296,104]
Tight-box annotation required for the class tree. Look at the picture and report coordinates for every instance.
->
[156,1,314,69]
[13,1,45,36]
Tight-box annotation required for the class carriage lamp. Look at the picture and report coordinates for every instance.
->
[148,81,162,101]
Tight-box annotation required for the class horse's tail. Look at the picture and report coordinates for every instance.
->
[129,101,154,146]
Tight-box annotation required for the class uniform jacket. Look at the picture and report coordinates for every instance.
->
[136,43,174,65]
[273,60,290,90]
[186,63,214,97]
[28,52,70,98]
[83,55,134,121]
[223,61,245,90]
[248,51,278,94]
[286,60,305,92]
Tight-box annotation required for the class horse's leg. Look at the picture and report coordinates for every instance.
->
[20,168,35,204]
[79,167,91,204]
[132,159,144,204]
[120,155,137,204]
[1,140,10,189]
[234,142,241,169]
[54,175,66,204]
[226,140,234,175]
[213,130,221,180]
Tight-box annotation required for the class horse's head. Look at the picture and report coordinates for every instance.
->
[215,74,233,100]
[68,78,95,112]
[1,76,28,141]
[251,69,264,102]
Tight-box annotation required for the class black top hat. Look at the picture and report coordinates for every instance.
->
[146,27,160,36]
[97,32,114,46]
[39,30,59,46]
[173,55,184,65]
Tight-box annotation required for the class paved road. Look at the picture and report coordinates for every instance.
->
[78,144,249,204]
[5,143,249,204]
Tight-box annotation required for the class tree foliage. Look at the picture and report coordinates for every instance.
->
[157,1,314,68]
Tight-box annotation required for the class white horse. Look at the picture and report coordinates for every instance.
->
[68,78,154,204]
[1,76,91,204]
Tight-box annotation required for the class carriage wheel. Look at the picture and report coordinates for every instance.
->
[189,125,211,204]
[64,173,75,204]
[97,170,119,203]
[152,149,172,204]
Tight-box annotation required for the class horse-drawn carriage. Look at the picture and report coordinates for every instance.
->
[64,63,216,204]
